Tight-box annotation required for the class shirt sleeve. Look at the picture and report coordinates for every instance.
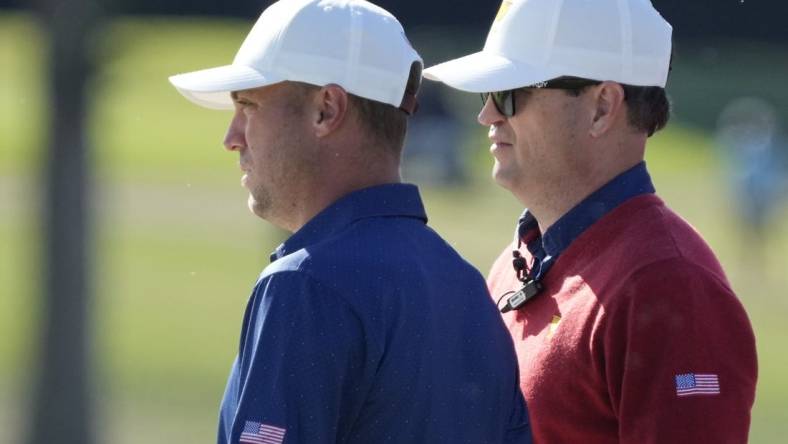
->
[231,270,367,444]
[603,258,757,444]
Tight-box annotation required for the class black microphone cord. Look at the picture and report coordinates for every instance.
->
[498,219,545,313]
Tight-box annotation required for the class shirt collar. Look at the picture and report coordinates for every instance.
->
[518,161,655,278]
[270,183,427,262]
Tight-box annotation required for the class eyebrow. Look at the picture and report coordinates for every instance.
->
[230,91,239,101]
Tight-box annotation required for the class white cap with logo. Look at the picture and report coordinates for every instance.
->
[424,0,672,93]
[169,0,422,112]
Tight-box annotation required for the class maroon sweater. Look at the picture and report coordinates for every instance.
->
[488,194,757,444]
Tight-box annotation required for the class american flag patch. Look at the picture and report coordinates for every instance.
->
[675,373,720,397]
[240,420,286,444]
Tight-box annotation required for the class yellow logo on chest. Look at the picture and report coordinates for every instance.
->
[547,315,562,339]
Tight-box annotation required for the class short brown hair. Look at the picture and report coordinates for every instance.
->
[347,95,407,153]
[620,85,670,137]
[288,63,421,153]
[566,81,670,137]
[348,62,422,153]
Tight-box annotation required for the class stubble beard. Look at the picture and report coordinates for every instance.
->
[492,159,519,194]
[248,185,273,221]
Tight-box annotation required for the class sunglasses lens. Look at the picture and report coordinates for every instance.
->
[481,91,514,117]
[493,91,513,116]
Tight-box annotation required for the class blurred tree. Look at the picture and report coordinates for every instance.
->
[25,0,102,442]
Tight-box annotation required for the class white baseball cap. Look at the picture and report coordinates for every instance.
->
[169,0,422,112]
[424,0,672,93]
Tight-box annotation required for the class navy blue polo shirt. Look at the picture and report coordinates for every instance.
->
[218,183,531,444]
[518,162,656,279]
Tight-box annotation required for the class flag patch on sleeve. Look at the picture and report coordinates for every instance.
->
[240,420,286,444]
[675,373,720,397]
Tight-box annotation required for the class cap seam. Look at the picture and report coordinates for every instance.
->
[347,1,363,89]
[543,0,564,69]
[268,0,314,74]
[617,0,634,79]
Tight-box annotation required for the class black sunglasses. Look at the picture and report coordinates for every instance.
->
[481,77,602,117]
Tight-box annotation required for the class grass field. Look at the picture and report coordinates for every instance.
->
[2,12,788,443]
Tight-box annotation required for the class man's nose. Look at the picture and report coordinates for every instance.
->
[223,111,247,152]
[478,96,505,127]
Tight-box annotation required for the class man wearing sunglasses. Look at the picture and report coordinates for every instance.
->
[425,0,757,442]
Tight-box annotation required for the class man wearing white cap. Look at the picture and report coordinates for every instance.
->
[425,0,757,442]
[169,1,531,443]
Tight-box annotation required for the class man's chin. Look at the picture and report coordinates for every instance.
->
[492,166,516,191]
[247,194,294,232]
[248,194,269,219]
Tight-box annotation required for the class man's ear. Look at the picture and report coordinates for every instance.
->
[313,84,349,138]
[589,82,626,138]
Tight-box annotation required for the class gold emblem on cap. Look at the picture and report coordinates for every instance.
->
[494,0,513,23]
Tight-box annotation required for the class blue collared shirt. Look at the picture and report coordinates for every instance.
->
[218,183,532,444]
[519,162,656,279]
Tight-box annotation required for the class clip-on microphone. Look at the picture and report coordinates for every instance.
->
[500,250,543,313]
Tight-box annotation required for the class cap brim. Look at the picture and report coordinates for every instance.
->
[424,51,563,93]
[168,65,284,110]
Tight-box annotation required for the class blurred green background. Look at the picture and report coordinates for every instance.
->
[2,11,788,443]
